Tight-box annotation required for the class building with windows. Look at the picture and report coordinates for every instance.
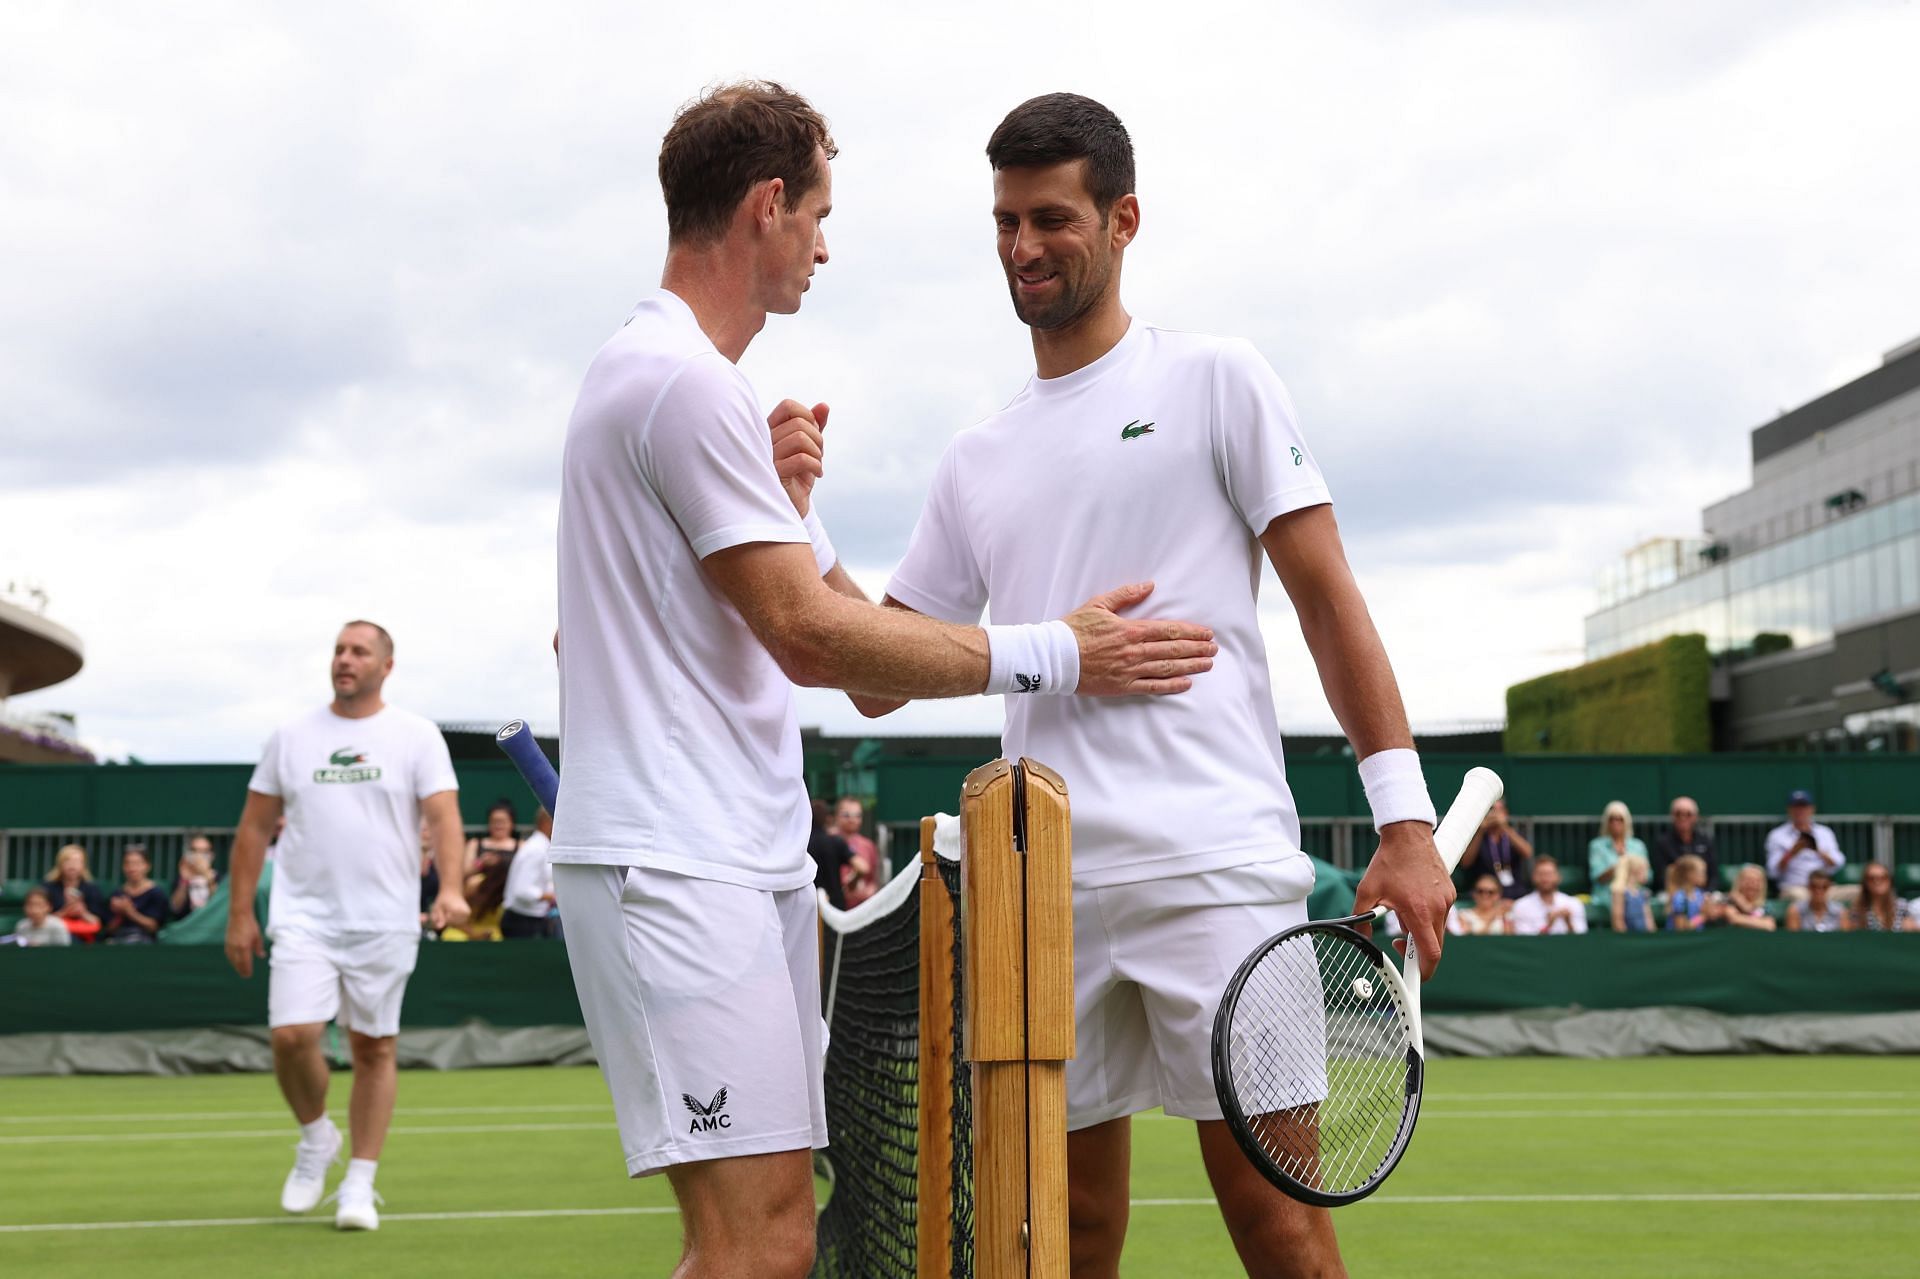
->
[1585,336,1920,751]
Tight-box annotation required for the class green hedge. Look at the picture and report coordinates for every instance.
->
[1505,634,1711,754]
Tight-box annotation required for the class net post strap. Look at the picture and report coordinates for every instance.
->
[916,816,956,1277]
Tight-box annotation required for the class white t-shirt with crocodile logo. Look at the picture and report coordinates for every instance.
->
[888,322,1331,888]
[248,704,459,936]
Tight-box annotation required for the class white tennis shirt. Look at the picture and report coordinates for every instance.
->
[888,322,1331,887]
[248,704,458,936]
[551,290,815,890]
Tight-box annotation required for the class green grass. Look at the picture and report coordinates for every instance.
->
[1,1056,1914,1276]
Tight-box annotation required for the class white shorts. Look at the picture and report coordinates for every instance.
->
[267,929,420,1038]
[1068,856,1313,1130]
[553,863,827,1178]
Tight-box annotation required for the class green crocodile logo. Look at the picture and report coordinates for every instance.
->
[329,749,366,767]
[1120,419,1155,441]
[315,747,380,784]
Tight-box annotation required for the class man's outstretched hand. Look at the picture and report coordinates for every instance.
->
[1353,821,1454,980]
[1064,582,1217,696]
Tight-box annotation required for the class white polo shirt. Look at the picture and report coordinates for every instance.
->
[888,322,1332,887]
[248,704,458,937]
[551,289,815,891]
[1763,821,1843,887]
[1509,890,1588,936]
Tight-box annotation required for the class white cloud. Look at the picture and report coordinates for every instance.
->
[4,0,1916,759]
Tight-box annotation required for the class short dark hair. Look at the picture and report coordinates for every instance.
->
[1534,855,1559,870]
[23,886,50,906]
[487,798,518,825]
[341,619,394,657]
[986,93,1135,212]
[659,80,837,245]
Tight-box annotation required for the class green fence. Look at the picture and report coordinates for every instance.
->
[3,932,1915,1038]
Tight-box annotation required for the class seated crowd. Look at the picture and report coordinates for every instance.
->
[1449,787,1920,936]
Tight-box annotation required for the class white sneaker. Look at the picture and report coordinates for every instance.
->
[280,1121,342,1214]
[331,1180,383,1232]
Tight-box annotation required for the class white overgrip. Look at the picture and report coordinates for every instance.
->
[1403,767,1505,1056]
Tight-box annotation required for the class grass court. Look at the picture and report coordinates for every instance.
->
[2,1055,1913,1276]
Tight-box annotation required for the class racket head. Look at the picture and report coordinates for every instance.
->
[1210,915,1423,1207]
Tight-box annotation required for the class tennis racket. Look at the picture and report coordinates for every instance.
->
[495,719,559,812]
[1210,766,1503,1206]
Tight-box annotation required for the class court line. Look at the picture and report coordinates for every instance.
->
[0,1104,610,1126]
[6,1193,1917,1233]
[0,1122,611,1147]
[1140,1107,1919,1121]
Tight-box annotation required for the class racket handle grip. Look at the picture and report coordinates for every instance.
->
[496,719,559,813]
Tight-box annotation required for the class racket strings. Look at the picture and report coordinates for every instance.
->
[1225,929,1414,1196]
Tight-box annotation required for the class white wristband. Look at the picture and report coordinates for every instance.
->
[802,508,836,576]
[984,621,1080,696]
[1358,748,1436,831]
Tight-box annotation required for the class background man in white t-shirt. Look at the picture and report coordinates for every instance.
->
[551,82,1220,1279]
[225,620,468,1231]
[1509,857,1588,935]
[822,94,1453,1278]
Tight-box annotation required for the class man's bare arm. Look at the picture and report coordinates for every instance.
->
[1260,504,1452,978]
[422,790,471,931]
[224,790,283,978]
[703,541,1215,701]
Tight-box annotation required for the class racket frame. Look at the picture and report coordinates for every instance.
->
[1210,909,1424,1207]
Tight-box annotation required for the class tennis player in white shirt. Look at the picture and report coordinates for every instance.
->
[225,621,469,1231]
[550,81,1220,1279]
[822,94,1454,1278]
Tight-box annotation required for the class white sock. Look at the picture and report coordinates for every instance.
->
[343,1158,378,1190]
[299,1117,333,1146]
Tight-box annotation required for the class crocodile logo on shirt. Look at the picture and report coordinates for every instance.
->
[683,1086,732,1133]
[1119,419,1155,441]
[314,747,382,785]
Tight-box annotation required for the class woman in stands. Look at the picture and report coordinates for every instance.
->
[1609,853,1654,933]
[1850,862,1909,932]
[464,798,522,873]
[1786,868,1847,932]
[1719,864,1777,931]
[1665,854,1712,931]
[1588,801,1648,912]
[1447,873,1511,935]
[42,844,105,943]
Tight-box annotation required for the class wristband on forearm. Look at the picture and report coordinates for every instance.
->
[802,508,837,575]
[983,621,1080,695]
[1358,748,1437,831]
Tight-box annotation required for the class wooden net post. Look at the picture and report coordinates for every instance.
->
[917,814,955,1276]
[963,758,1073,1278]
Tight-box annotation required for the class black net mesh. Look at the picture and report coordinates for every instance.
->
[811,862,972,1278]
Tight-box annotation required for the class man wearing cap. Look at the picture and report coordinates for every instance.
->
[1764,791,1845,903]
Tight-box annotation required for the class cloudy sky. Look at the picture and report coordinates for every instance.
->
[3,0,1916,762]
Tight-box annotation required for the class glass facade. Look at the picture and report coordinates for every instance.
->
[1586,488,1920,661]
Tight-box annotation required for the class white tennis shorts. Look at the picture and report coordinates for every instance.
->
[267,929,420,1038]
[1068,855,1313,1130]
[553,863,828,1178]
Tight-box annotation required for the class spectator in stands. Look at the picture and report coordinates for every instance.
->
[42,844,106,942]
[1786,869,1847,933]
[446,856,508,942]
[1446,874,1511,935]
[1460,798,1533,901]
[1850,862,1909,932]
[465,798,522,872]
[1609,853,1654,933]
[1652,796,1716,891]
[808,799,853,912]
[170,833,220,920]
[1718,864,1776,931]
[11,886,71,946]
[834,797,880,908]
[503,808,557,939]
[1764,790,1844,902]
[1588,801,1647,910]
[100,844,170,944]
[1665,854,1712,931]
[1510,857,1588,935]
